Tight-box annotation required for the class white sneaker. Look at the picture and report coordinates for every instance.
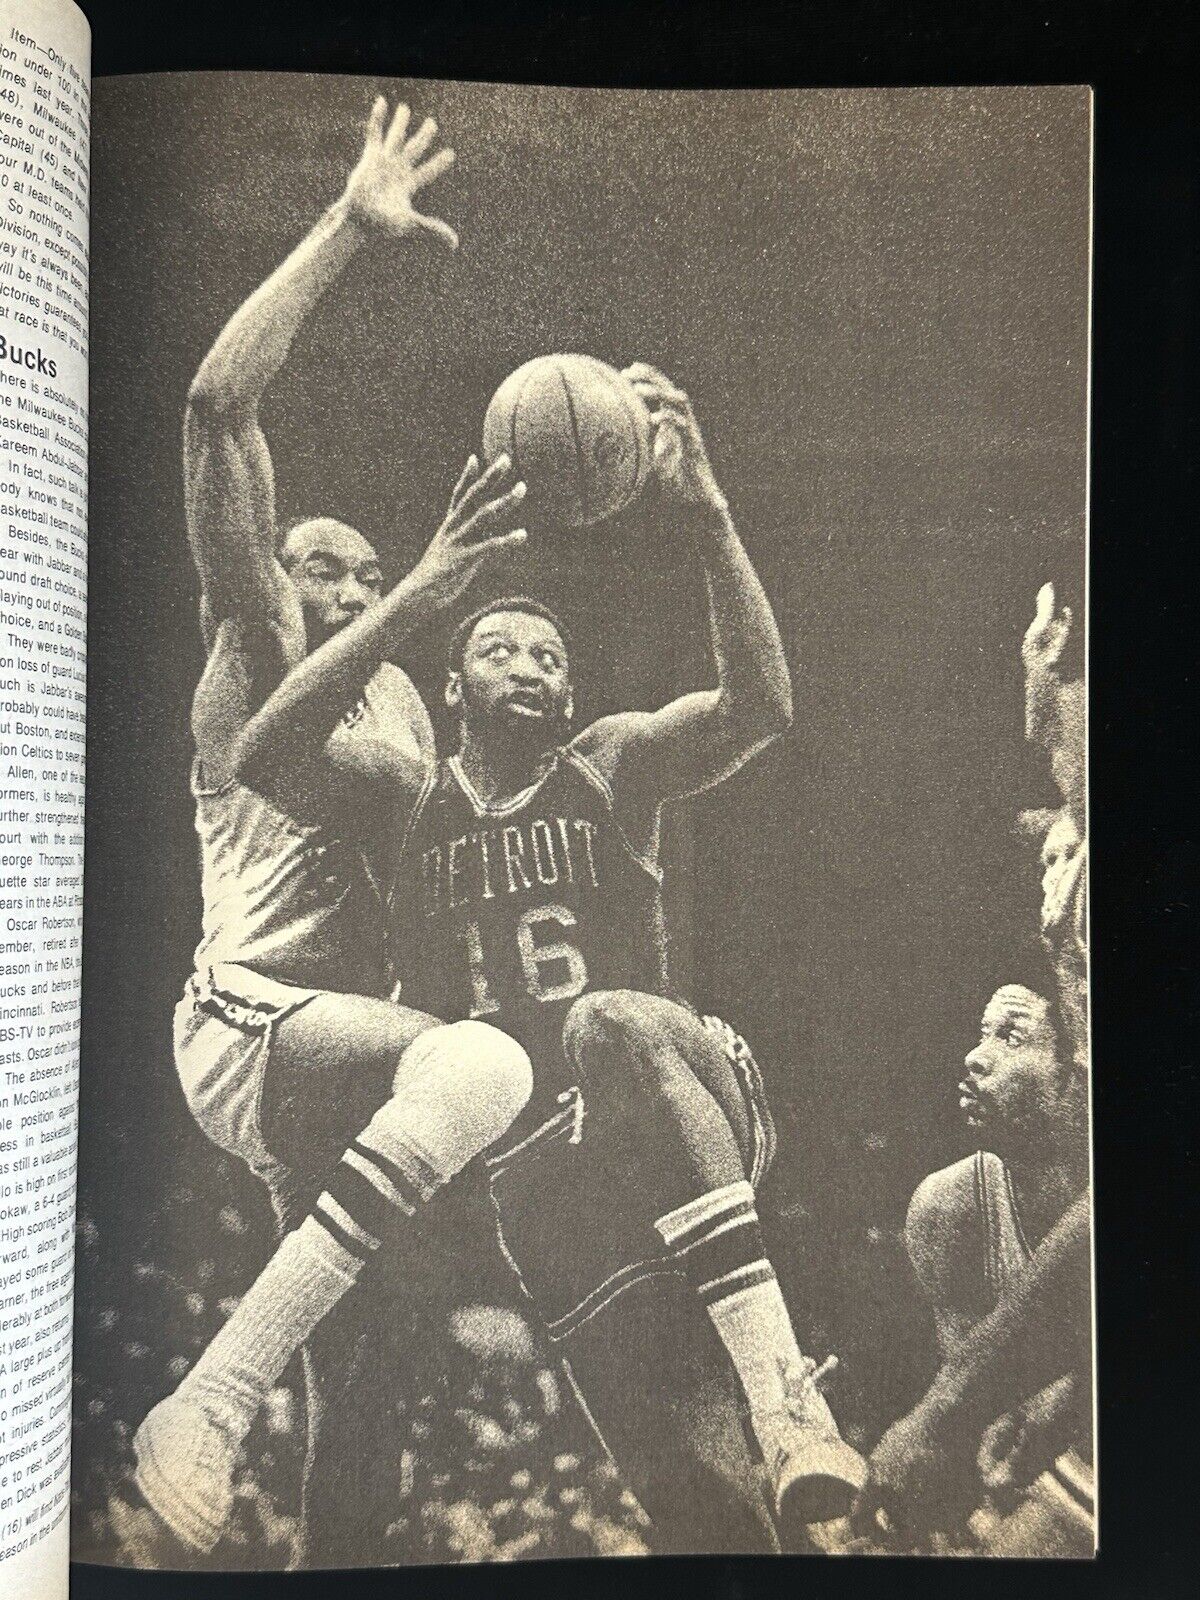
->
[125,1394,240,1555]
[771,1357,867,1529]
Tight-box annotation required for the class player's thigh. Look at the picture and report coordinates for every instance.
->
[567,989,755,1168]
[261,992,439,1181]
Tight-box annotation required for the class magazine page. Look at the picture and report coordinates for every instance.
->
[0,1,88,1594]
[76,72,1091,1571]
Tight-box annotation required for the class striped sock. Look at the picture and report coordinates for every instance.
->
[655,1180,802,1463]
[171,1021,531,1448]
[313,1128,442,1263]
[178,1113,445,1444]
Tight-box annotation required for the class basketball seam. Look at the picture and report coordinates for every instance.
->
[556,359,588,527]
[602,361,642,502]
[510,364,536,479]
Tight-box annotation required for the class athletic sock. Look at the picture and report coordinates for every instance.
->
[175,1103,445,1444]
[654,1180,811,1464]
[171,1020,532,1446]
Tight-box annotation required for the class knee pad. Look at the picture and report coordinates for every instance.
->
[389,1021,532,1175]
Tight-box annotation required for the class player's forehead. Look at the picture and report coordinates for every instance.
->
[468,610,567,657]
[285,520,379,571]
[982,985,1049,1029]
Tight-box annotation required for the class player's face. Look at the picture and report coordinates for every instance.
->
[283,522,384,647]
[456,611,572,742]
[959,986,1062,1143]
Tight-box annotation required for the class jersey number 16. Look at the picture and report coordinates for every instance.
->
[461,903,588,1017]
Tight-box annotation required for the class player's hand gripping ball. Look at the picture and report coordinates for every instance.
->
[482,354,653,529]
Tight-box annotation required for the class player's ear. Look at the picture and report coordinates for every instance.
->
[445,671,463,713]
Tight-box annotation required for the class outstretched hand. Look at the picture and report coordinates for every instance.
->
[1022,582,1072,675]
[342,96,459,249]
[408,454,528,609]
[623,362,727,512]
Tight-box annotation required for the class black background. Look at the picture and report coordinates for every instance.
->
[71,3,1195,1600]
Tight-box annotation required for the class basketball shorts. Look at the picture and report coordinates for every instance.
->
[484,1014,775,1345]
[173,963,323,1197]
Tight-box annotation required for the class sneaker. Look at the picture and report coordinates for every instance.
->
[108,1484,201,1570]
[771,1356,867,1530]
[123,1395,240,1555]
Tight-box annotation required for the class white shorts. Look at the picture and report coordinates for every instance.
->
[174,963,321,1187]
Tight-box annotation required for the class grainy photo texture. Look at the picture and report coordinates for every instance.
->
[74,76,1093,1568]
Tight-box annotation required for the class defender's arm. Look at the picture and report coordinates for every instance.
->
[184,176,359,641]
[577,364,792,809]
[185,97,456,640]
[1022,581,1085,832]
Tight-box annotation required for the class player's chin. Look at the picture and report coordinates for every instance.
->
[959,1097,987,1132]
[502,703,564,739]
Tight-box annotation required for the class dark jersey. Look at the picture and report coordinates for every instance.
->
[391,747,671,1130]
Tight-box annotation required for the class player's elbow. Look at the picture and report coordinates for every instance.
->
[730,669,793,749]
[186,363,251,430]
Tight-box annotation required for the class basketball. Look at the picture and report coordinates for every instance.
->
[482,354,653,528]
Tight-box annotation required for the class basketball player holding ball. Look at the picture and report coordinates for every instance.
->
[235,355,867,1549]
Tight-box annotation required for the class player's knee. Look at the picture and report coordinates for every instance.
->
[394,1019,532,1142]
[563,988,660,1071]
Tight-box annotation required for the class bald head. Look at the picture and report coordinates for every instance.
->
[280,518,384,647]
[279,518,378,575]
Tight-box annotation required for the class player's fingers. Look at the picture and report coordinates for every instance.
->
[384,101,412,151]
[455,453,516,519]
[404,116,440,163]
[449,454,480,510]
[633,377,689,409]
[858,1499,905,1548]
[848,1485,881,1539]
[647,402,692,435]
[459,480,528,542]
[365,95,388,146]
[1035,581,1055,625]
[653,424,684,465]
[413,147,456,188]
[633,378,684,402]
[414,211,459,251]
[478,528,529,558]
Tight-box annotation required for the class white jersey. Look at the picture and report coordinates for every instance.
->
[190,670,427,997]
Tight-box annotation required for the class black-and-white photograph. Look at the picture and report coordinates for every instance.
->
[73,76,1093,1568]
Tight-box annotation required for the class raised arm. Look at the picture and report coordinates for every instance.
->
[185,96,457,645]
[186,97,459,791]
[577,363,793,814]
[1022,582,1085,834]
[231,455,529,801]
